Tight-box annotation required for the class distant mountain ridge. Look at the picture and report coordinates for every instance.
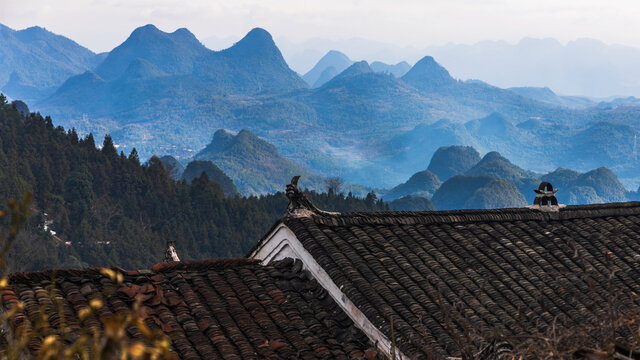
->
[303,50,352,87]
[0,24,102,102]
[391,145,635,210]
[303,50,412,88]
[95,24,208,81]
[4,24,640,193]
[424,37,640,97]
[278,35,640,97]
[370,61,411,77]
[508,87,594,109]
[47,25,306,102]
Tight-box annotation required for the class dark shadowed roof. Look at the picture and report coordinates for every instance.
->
[278,202,640,358]
[2,258,376,359]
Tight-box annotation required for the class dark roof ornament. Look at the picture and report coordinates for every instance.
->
[534,182,558,205]
[286,176,335,217]
[529,182,564,211]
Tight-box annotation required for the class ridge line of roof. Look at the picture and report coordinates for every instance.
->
[7,265,130,283]
[7,258,258,283]
[151,257,255,272]
[296,201,640,225]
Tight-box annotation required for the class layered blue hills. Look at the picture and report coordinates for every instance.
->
[1,23,639,194]
[0,24,103,102]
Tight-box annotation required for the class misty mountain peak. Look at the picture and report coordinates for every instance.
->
[303,50,353,86]
[213,128,234,141]
[221,27,291,67]
[128,24,162,39]
[337,60,372,77]
[244,27,273,42]
[401,56,455,90]
[427,145,481,181]
[482,151,505,161]
[16,26,51,39]
[125,24,200,46]
[95,24,208,80]
[465,150,537,182]
[231,28,276,52]
[323,50,351,63]
[203,129,278,157]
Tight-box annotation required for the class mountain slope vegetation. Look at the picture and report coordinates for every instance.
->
[431,176,527,210]
[0,96,387,272]
[427,145,481,181]
[194,129,325,195]
[383,170,441,200]
[181,160,240,196]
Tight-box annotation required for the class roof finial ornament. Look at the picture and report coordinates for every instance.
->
[286,176,323,216]
[534,182,558,206]
[528,182,565,212]
[164,241,180,262]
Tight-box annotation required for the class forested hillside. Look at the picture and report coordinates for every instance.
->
[195,129,326,195]
[0,96,387,272]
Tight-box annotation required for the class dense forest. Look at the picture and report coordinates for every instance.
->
[0,95,387,272]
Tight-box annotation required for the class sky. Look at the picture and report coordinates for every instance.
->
[1,0,640,54]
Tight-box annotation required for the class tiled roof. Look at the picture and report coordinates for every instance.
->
[1,258,377,359]
[279,202,640,358]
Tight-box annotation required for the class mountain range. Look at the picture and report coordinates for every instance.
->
[383,145,640,210]
[301,50,410,87]
[424,38,640,98]
[278,36,640,98]
[0,24,104,102]
[2,23,640,194]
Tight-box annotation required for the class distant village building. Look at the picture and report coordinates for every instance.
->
[3,178,640,359]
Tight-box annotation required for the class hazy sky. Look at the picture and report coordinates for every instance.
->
[1,0,639,53]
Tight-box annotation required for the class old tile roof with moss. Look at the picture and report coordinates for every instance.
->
[276,201,640,358]
[1,258,377,359]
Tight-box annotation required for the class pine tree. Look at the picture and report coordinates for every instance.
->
[102,134,118,158]
[128,148,140,164]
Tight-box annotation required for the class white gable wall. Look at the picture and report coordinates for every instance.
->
[250,223,409,360]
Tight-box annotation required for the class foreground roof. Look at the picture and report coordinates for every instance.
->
[2,258,376,359]
[266,201,640,358]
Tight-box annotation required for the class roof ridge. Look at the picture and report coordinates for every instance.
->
[8,265,130,283]
[151,257,256,272]
[301,201,640,225]
[7,258,260,283]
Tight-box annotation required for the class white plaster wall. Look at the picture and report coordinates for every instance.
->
[250,223,409,360]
